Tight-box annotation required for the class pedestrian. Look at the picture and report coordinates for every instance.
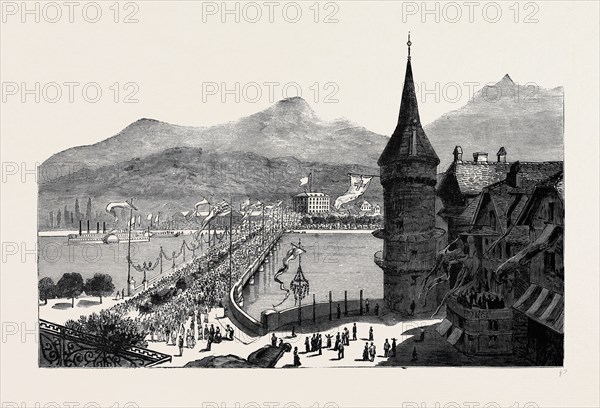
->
[410,300,416,316]
[383,339,391,357]
[178,333,184,356]
[418,327,425,342]
[293,347,301,367]
[374,303,379,316]
[318,334,322,355]
[411,346,418,362]
[334,332,341,351]
[271,333,278,347]
[369,342,376,362]
[369,326,374,341]
[206,332,213,351]
[326,334,333,349]
[338,341,345,359]
[391,338,397,357]
[336,303,341,319]
[352,323,357,341]
[362,342,369,361]
[305,336,310,353]
[344,327,350,345]
[365,298,370,314]
[291,326,296,337]
[165,326,171,345]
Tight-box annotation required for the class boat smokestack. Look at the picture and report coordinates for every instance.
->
[79,220,82,236]
[102,222,106,233]
[96,222,100,233]
[87,220,90,233]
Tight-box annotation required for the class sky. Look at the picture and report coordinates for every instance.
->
[1,1,598,164]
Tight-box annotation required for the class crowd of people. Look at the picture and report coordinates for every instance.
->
[105,225,280,356]
[455,287,506,310]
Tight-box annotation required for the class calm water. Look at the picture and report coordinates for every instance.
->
[38,232,384,318]
[242,232,383,319]
[38,235,205,292]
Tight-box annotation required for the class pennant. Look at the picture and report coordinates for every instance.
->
[334,174,373,210]
[200,200,232,231]
[299,174,310,187]
[272,242,306,307]
[146,213,153,221]
[106,199,137,226]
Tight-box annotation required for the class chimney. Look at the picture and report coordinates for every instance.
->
[453,146,463,162]
[497,147,507,162]
[96,222,100,233]
[473,152,488,163]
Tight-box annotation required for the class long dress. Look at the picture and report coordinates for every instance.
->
[293,350,301,367]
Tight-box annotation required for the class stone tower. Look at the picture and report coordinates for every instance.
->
[373,35,445,315]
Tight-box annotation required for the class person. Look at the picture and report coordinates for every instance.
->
[293,346,301,367]
[417,327,425,342]
[210,324,215,339]
[336,303,341,319]
[368,326,374,341]
[374,303,379,316]
[411,346,418,362]
[338,341,345,360]
[410,299,416,316]
[178,333,184,356]
[344,327,350,345]
[165,326,171,345]
[317,334,322,355]
[362,342,369,361]
[291,326,296,337]
[271,333,278,347]
[383,339,391,357]
[365,298,370,314]
[206,331,213,351]
[391,338,397,357]
[334,332,340,351]
[326,334,333,349]
[305,336,310,353]
[352,323,357,341]
[204,324,209,340]
[369,342,376,362]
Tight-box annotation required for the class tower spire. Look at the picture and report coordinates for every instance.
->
[407,31,412,61]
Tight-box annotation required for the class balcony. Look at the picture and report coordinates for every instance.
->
[373,250,435,271]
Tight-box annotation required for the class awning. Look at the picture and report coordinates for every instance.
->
[436,319,452,336]
[513,284,564,334]
[446,327,464,345]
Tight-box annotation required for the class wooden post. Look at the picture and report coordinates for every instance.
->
[312,293,316,323]
[328,291,332,321]
[298,295,302,326]
[344,290,348,316]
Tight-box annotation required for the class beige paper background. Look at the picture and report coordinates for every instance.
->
[1,1,598,407]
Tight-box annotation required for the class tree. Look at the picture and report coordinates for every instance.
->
[56,272,84,308]
[38,277,56,305]
[56,209,62,228]
[75,198,81,221]
[84,273,115,304]
[64,205,69,227]
[86,197,93,221]
[49,211,54,228]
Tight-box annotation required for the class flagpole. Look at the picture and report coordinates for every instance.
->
[127,205,133,297]
[261,203,265,249]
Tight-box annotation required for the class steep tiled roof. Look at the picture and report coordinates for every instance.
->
[508,161,563,190]
[456,195,482,226]
[452,161,511,195]
[378,59,439,165]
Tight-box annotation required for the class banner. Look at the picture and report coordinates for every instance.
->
[334,174,373,210]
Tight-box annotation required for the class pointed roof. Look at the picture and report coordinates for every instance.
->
[378,38,439,166]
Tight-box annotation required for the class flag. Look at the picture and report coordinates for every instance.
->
[240,197,251,211]
[299,174,310,187]
[334,174,373,210]
[200,200,231,231]
[241,202,262,221]
[146,213,153,221]
[106,199,137,226]
[273,242,306,307]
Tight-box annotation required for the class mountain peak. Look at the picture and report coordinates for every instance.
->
[275,96,313,111]
[496,74,515,87]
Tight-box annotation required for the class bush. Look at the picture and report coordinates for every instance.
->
[38,277,56,305]
[84,273,115,304]
[65,310,148,351]
[56,272,84,308]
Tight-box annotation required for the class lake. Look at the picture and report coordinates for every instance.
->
[242,232,384,319]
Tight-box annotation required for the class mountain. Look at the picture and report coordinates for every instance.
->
[425,74,564,170]
[38,147,381,228]
[38,78,564,228]
[40,97,387,183]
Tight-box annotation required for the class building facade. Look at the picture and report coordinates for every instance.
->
[292,192,330,214]
[373,37,445,315]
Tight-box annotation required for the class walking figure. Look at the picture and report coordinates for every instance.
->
[368,326,374,341]
[352,323,357,341]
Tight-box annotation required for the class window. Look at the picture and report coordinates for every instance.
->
[490,211,497,229]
